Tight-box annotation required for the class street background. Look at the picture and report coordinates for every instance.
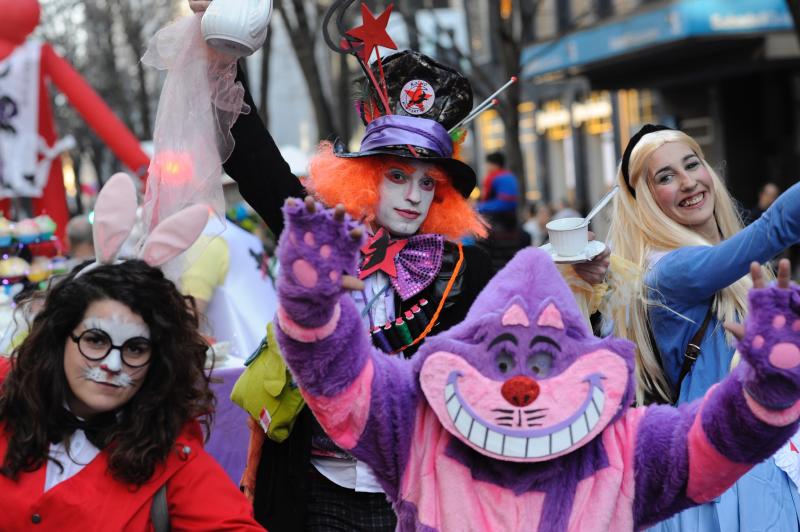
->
[40,0,800,241]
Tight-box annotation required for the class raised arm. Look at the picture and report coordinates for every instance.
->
[632,267,800,528]
[650,181,800,303]
[274,198,422,496]
[223,66,304,238]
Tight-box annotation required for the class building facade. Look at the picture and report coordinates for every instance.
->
[496,0,800,233]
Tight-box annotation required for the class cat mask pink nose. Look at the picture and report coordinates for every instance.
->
[501,375,540,407]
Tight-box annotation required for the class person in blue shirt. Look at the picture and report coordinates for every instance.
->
[478,151,520,219]
[608,124,800,531]
[477,152,527,269]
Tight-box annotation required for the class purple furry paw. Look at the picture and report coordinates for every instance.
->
[740,284,800,408]
[277,198,365,327]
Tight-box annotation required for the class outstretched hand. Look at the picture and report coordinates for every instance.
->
[276,196,365,329]
[724,259,793,340]
[293,197,365,292]
[572,231,611,286]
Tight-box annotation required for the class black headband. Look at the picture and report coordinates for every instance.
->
[621,124,673,198]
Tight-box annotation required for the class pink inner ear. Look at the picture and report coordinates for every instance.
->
[537,303,564,330]
[502,304,530,327]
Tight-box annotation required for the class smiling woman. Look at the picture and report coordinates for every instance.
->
[646,143,718,242]
[608,124,800,532]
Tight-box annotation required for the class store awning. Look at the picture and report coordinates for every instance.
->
[521,0,793,79]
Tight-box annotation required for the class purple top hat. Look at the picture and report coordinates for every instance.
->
[335,51,477,198]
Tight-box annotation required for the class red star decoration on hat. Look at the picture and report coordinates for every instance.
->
[346,3,398,61]
[404,83,432,111]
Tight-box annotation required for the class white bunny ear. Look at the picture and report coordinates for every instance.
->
[93,173,139,265]
[139,204,209,267]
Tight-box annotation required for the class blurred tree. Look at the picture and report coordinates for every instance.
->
[37,0,178,189]
[274,0,342,140]
[400,2,539,193]
[408,1,594,200]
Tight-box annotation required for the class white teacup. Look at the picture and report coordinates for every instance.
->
[546,217,588,257]
[201,0,273,57]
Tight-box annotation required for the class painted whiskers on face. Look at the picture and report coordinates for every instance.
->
[64,300,153,419]
[82,366,136,388]
[79,315,150,388]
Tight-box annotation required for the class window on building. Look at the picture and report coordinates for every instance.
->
[557,1,573,32]
[536,0,558,41]
[596,0,613,18]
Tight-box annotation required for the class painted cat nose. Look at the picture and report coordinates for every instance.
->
[501,376,540,407]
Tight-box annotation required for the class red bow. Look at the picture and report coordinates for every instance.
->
[359,228,445,300]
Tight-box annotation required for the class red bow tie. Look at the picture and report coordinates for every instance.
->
[359,228,445,300]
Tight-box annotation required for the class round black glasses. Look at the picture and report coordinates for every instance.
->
[70,329,152,368]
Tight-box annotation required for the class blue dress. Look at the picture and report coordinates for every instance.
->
[647,182,800,531]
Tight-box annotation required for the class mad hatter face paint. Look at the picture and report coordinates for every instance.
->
[376,160,436,237]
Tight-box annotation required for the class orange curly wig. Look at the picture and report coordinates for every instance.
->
[306,142,487,241]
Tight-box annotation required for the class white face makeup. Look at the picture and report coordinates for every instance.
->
[375,161,437,236]
[64,300,151,419]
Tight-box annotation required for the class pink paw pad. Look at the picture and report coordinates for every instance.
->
[292,259,318,288]
[752,335,765,349]
[329,271,339,282]
[793,320,800,332]
[304,232,316,246]
[773,315,787,329]
[320,245,332,258]
[769,343,800,370]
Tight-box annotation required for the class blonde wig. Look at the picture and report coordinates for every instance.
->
[608,129,769,403]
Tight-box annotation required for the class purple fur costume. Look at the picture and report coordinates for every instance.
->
[274,199,800,531]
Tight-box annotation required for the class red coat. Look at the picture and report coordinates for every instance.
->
[0,358,264,531]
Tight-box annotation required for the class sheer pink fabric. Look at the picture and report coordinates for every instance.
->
[141,14,248,235]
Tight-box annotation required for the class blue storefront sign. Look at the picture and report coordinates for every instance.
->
[521,0,793,79]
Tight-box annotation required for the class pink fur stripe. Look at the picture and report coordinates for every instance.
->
[303,358,375,450]
[686,407,751,503]
[277,304,341,343]
[744,389,800,427]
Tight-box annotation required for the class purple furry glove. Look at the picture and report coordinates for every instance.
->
[737,283,800,410]
[277,198,365,328]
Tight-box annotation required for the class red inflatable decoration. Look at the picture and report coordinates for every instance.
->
[0,0,149,243]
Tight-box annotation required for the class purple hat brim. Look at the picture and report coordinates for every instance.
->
[334,149,477,199]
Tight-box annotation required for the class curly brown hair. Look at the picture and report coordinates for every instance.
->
[0,260,214,485]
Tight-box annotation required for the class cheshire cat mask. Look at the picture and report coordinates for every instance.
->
[418,293,632,464]
[274,199,800,532]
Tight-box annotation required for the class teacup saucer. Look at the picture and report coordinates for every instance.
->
[539,240,606,264]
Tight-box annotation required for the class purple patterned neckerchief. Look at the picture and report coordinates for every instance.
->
[359,228,445,301]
